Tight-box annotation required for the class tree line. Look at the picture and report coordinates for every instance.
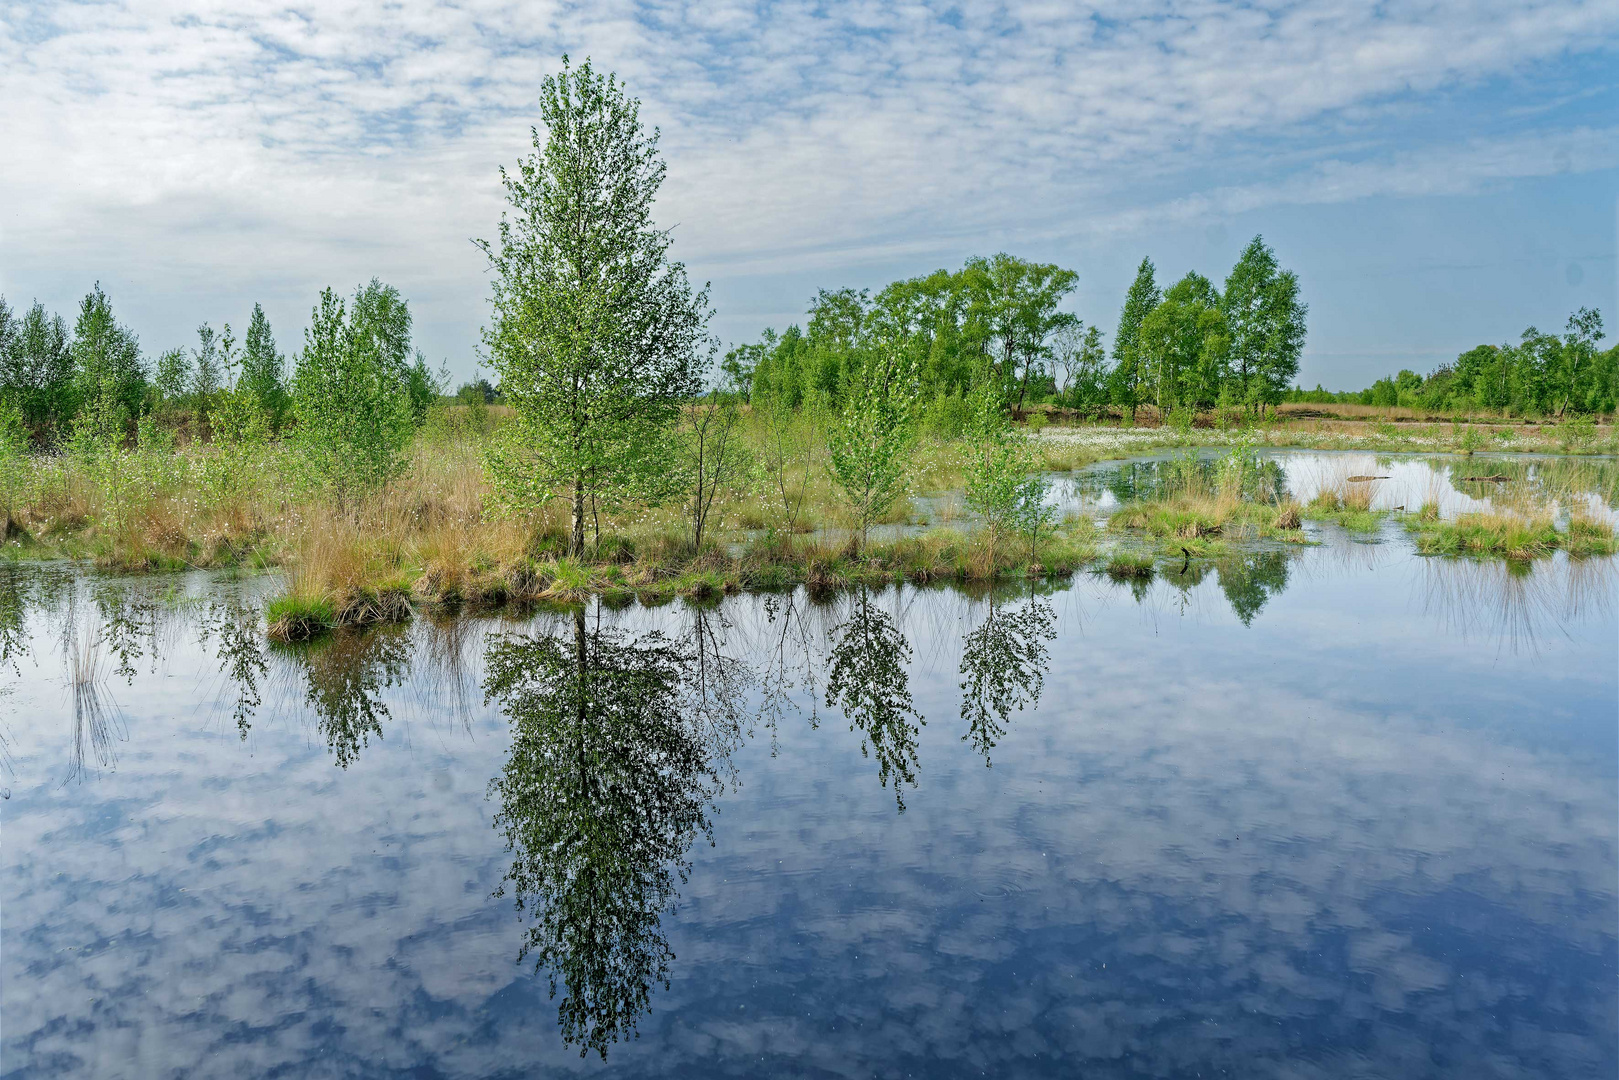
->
[0,280,444,498]
[722,239,1307,424]
[1288,307,1616,417]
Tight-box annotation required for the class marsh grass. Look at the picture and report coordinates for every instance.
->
[1105,552,1155,580]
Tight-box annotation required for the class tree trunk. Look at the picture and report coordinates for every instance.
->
[571,478,585,558]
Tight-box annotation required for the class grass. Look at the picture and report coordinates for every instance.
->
[1404,510,1616,559]
[1105,552,1154,580]
[7,402,1615,638]
[266,595,336,642]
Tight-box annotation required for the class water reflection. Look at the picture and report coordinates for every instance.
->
[200,600,268,737]
[279,625,412,768]
[1421,552,1617,651]
[825,587,925,808]
[958,591,1056,765]
[484,608,735,1058]
[0,533,1615,1076]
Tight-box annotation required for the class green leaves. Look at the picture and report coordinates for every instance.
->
[827,340,920,546]
[479,57,708,553]
[1220,235,1307,409]
[290,284,416,503]
[962,366,1052,562]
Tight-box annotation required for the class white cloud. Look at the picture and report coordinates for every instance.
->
[0,0,1615,363]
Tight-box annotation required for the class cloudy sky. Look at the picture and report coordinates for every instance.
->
[1,0,1616,388]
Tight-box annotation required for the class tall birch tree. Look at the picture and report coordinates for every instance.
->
[479,57,709,556]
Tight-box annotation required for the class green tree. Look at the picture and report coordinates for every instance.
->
[479,57,708,556]
[70,284,146,426]
[827,339,919,547]
[153,348,192,414]
[1111,257,1160,420]
[290,285,416,501]
[1221,236,1307,412]
[967,253,1079,411]
[1138,272,1229,411]
[0,299,73,433]
[239,302,288,430]
[962,367,1050,566]
[190,322,231,431]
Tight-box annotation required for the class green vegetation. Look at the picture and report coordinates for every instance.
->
[1289,307,1618,418]
[478,57,707,556]
[1405,511,1616,560]
[0,59,1612,635]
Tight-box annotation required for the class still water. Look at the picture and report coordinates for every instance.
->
[2,456,1616,1079]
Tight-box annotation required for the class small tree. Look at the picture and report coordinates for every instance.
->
[680,390,747,552]
[240,303,288,431]
[827,341,919,549]
[70,284,146,426]
[4,301,73,435]
[752,385,823,533]
[962,367,1051,567]
[290,286,415,502]
[191,323,231,433]
[153,348,192,418]
[479,57,708,556]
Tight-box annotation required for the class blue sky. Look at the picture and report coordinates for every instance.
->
[1,0,1615,389]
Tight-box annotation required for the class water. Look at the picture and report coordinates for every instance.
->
[3,453,1616,1079]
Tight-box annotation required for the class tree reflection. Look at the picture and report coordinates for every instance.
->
[1215,551,1291,626]
[825,587,923,809]
[485,607,730,1059]
[202,600,269,737]
[280,626,412,767]
[958,592,1056,765]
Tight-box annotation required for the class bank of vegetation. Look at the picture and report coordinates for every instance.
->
[0,60,1613,639]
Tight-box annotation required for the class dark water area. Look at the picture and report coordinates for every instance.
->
[3,481,1617,1076]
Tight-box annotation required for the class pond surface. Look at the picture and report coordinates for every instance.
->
[3,455,1617,1079]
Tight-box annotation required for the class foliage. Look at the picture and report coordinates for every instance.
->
[70,284,146,427]
[0,398,32,533]
[240,303,289,431]
[1221,235,1307,410]
[290,285,416,502]
[479,57,708,555]
[1290,306,1615,417]
[1139,272,1229,411]
[0,298,74,435]
[827,339,920,545]
[1110,257,1161,418]
[962,368,1052,563]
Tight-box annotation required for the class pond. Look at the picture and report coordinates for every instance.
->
[2,453,1616,1078]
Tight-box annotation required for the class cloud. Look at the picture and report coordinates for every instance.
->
[0,0,1616,364]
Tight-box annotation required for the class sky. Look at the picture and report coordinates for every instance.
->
[1,0,1616,390]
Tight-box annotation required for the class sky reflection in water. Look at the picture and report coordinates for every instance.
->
[1,464,1615,1078]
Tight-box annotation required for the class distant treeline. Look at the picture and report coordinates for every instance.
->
[0,282,444,444]
[1287,309,1616,416]
[723,237,1308,421]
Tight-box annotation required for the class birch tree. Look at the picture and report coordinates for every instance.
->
[479,57,708,556]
